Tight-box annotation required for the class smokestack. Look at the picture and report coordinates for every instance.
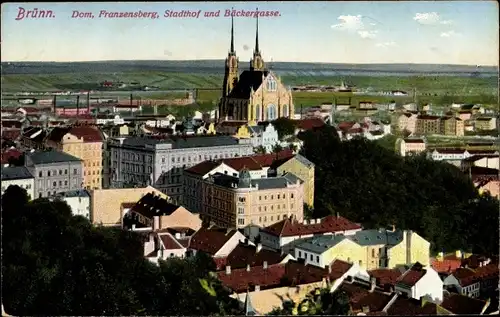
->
[130,93,133,107]
[76,95,80,117]
[53,95,57,114]
[87,92,90,114]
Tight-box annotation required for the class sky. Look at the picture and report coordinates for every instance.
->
[1,1,499,65]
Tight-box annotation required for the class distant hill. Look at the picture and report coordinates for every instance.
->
[1,60,497,76]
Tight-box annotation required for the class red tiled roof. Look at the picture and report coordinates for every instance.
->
[222,156,263,171]
[121,202,136,209]
[417,115,440,120]
[189,227,239,255]
[468,149,498,155]
[462,154,499,162]
[251,149,294,167]
[1,120,23,129]
[396,263,426,287]
[386,297,437,315]
[159,233,185,250]
[224,242,287,270]
[431,255,462,273]
[433,148,465,154]
[217,263,286,293]
[452,267,479,286]
[261,215,361,237]
[47,126,103,143]
[184,160,221,176]
[368,269,402,288]
[440,293,488,315]
[293,118,326,130]
[470,166,499,177]
[340,282,392,313]
[0,148,23,164]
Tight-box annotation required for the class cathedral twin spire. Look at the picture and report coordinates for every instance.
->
[228,9,264,71]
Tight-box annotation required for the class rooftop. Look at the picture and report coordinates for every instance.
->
[189,226,239,255]
[28,149,82,165]
[119,135,246,149]
[224,242,287,270]
[440,293,489,315]
[1,166,34,181]
[210,171,302,190]
[130,192,182,219]
[57,189,90,198]
[396,262,426,288]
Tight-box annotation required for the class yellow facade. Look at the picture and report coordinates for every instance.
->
[62,137,103,189]
[277,156,315,207]
[440,117,464,136]
[233,125,251,139]
[206,123,217,135]
[323,239,365,266]
[387,231,430,269]
[118,125,129,136]
[475,118,496,130]
[202,180,304,229]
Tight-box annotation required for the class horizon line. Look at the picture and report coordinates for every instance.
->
[1,59,498,68]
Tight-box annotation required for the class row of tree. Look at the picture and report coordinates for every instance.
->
[298,125,499,255]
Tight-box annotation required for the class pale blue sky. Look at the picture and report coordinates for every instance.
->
[1,1,498,65]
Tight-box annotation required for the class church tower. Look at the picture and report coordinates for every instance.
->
[222,15,239,97]
[250,11,265,71]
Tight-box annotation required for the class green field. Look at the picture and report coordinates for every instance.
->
[1,71,498,109]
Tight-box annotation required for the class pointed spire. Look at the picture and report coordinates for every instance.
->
[230,10,235,53]
[254,8,260,53]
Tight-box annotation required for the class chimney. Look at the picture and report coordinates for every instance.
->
[225,265,231,275]
[255,285,260,292]
[437,252,444,260]
[336,212,339,219]
[256,243,262,253]
[87,92,90,113]
[455,250,462,259]
[246,264,251,272]
[53,95,57,114]
[325,265,331,274]
[310,219,316,225]
[370,277,376,292]
[131,224,136,230]
[76,95,80,117]
[153,216,160,231]
[175,232,181,239]
[316,218,321,224]
[130,93,133,107]
[391,224,396,232]
[263,261,268,269]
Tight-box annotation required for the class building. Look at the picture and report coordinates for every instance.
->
[430,149,499,162]
[395,112,417,134]
[125,192,202,231]
[45,126,104,189]
[440,116,465,136]
[1,166,35,199]
[90,186,168,226]
[475,116,497,131]
[258,214,362,253]
[25,149,83,199]
[55,189,91,219]
[218,15,294,123]
[108,135,254,203]
[247,123,279,153]
[294,228,430,271]
[415,115,441,135]
[182,150,294,213]
[201,169,304,228]
[394,262,443,303]
[399,138,426,157]
[461,154,499,171]
[274,154,315,207]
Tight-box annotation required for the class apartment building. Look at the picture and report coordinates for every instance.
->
[440,116,465,136]
[415,115,441,135]
[1,166,35,199]
[201,169,304,229]
[45,126,104,189]
[274,154,315,207]
[107,135,254,203]
[475,116,497,131]
[399,138,426,157]
[25,149,84,199]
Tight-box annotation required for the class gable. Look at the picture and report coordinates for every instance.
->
[214,230,247,257]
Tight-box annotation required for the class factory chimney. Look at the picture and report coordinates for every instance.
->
[53,95,57,114]
[87,92,91,114]
[76,95,80,117]
[130,93,133,106]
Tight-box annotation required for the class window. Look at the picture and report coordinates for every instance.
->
[266,104,277,121]
[59,170,62,175]
[64,169,68,175]
[298,251,302,258]
[39,193,42,198]
[309,254,313,261]
[53,181,57,187]
[372,249,375,257]
[48,171,51,177]
[73,169,77,175]
[65,181,68,186]
[59,181,62,186]
[359,260,362,266]
[39,171,42,177]
[291,193,294,198]
[316,256,319,262]
[238,219,245,225]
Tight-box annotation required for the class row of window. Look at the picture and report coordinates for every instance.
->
[259,193,294,200]
[84,161,101,168]
[161,152,238,164]
[38,169,78,177]
[1,183,32,192]
[83,170,101,176]
[258,204,294,212]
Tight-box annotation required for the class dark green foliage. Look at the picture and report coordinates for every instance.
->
[299,126,499,255]
[2,185,242,316]
[272,117,298,140]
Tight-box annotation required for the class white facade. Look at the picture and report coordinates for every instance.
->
[443,274,480,298]
[430,150,470,161]
[294,238,360,268]
[59,193,91,219]
[396,266,443,303]
[96,115,125,126]
[1,177,35,200]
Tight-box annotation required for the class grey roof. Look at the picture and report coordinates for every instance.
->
[120,135,243,149]
[294,154,314,168]
[211,172,302,190]
[296,234,348,254]
[28,150,81,165]
[57,189,90,198]
[1,166,34,181]
[348,229,404,246]
[296,229,405,253]
[248,125,263,135]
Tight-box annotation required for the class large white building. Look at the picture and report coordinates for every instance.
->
[1,165,35,200]
[55,189,91,219]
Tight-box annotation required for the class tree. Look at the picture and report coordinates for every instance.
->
[298,125,499,255]
[254,145,267,154]
[272,117,297,140]
[1,189,242,316]
[272,143,283,153]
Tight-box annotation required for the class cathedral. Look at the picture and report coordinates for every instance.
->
[218,15,295,124]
